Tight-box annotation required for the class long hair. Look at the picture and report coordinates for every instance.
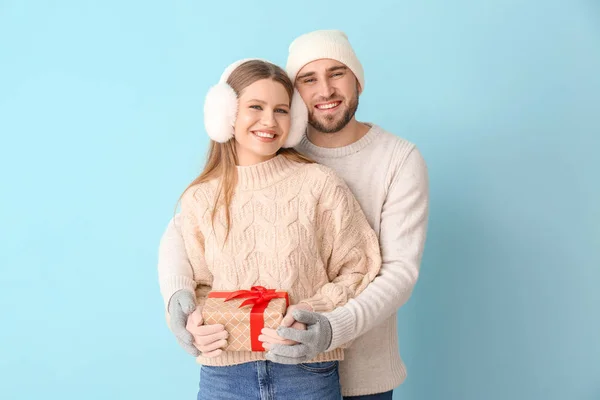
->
[179,60,313,238]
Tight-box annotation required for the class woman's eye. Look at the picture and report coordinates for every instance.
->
[275,108,289,114]
[250,105,262,110]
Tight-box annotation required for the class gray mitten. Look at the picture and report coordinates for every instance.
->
[265,309,333,364]
[168,289,200,357]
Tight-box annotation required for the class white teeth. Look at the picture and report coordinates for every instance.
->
[317,102,340,110]
[254,131,275,138]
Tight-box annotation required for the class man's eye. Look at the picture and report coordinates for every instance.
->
[303,78,315,84]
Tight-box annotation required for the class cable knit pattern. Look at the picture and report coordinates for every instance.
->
[165,155,381,366]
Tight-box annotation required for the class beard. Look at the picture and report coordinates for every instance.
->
[308,89,359,134]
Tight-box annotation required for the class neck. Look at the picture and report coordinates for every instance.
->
[237,155,274,166]
[235,145,276,166]
[306,118,370,148]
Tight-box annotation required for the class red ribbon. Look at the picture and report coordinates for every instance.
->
[208,286,289,351]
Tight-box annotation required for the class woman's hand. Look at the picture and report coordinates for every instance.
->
[186,306,229,358]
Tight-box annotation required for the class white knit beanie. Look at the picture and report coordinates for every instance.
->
[286,30,365,92]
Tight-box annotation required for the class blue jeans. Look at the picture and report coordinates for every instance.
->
[198,360,341,400]
[344,391,393,400]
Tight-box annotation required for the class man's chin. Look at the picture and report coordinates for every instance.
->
[309,117,347,134]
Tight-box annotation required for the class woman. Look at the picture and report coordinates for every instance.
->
[158,59,381,400]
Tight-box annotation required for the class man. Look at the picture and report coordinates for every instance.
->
[159,30,429,399]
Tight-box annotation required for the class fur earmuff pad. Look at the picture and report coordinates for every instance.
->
[283,89,308,148]
[203,83,238,143]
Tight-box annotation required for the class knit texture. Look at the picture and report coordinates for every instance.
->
[160,155,381,366]
[286,29,365,91]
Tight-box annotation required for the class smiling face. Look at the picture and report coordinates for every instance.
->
[294,59,359,134]
[233,78,291,165]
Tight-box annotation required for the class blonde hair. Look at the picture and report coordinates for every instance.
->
[179,60,313,238]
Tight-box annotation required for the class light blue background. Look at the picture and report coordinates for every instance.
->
[1,1,598,399]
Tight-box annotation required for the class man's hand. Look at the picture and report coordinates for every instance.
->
[259,303,310,347]
[263,308,334,364]
[167,290,201,356]
[186,307,229,358]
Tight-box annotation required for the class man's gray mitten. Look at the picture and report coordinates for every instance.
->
[168,289,200,357]
[265,309,333,364]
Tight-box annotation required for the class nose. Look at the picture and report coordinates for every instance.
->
[260,109,276,127]
[317,79,335,99]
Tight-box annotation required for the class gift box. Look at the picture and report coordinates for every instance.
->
[202,286,289,352]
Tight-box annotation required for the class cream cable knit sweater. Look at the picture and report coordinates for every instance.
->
[159,155,381,366]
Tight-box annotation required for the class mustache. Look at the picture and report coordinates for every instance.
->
[314,95,343,103]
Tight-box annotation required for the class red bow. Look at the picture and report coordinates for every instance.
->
[224,286,283,308]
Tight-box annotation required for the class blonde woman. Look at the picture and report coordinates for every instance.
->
[158,59,381,400]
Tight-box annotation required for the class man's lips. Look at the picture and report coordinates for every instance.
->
[315,101,341,111]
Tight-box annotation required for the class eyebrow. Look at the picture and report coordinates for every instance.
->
[296,65,348,80]
[246,99,290,108]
